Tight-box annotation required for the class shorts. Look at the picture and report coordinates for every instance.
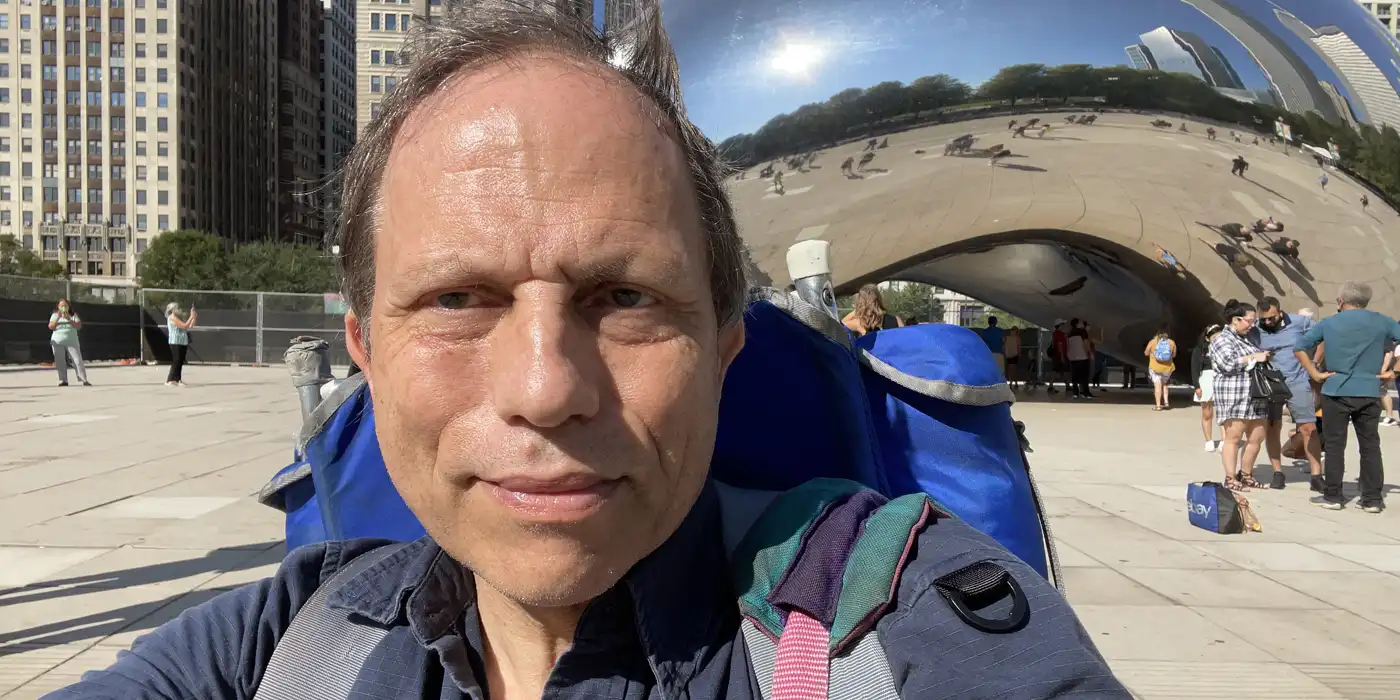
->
[1005,356,1019,365]
[1149,369,1171,384]
[1267,384,1317,425]
[1196,370,1216,403]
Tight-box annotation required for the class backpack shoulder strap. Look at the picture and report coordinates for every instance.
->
[716,479,914,700]
[252,543,403,700]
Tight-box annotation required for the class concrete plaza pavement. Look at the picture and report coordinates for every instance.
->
[2,366,1400,698]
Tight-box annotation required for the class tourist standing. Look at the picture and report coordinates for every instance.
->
[1144,324,1176,411]
[1003,326,1022,390]
[1295,282,1400,512]
[1047,320,1070,395]
[841,284,902,337]
[980,316,1006,376]
[48,298,90,387]
[1252,297,1321,491]
[164,301,198,386]
[1067,318,1094,399]
[1193,325,1223,452]
[1210,300,1271,491]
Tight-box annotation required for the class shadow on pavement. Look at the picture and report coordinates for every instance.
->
[0,543,285,656]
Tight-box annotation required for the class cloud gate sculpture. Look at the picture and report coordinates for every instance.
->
[636,0,1400,363]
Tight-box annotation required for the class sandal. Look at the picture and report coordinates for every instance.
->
[1235,471,1264,489]
[1225,477,1247,492]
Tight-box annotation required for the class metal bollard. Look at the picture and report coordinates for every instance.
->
[786,240,839,321]
[284,336,335,423]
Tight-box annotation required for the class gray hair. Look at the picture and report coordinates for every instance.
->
[1339,281,1373,308]
[164,302,179,316]
[336,1,747,348]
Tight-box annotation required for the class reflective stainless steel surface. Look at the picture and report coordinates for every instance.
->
[638,0,1400,360]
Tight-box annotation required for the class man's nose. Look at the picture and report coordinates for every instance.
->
[491,301,601,428]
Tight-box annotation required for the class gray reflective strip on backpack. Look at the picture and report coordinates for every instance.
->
[751,287,853,349]
[858,348,1016,407]
[251,545,400,700]
[717,483,902,700]
[297,372,368,454]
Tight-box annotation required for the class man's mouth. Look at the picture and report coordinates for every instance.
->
[482,474,620,521]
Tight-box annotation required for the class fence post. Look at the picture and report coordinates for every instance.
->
[65,279,71,299]
[138,288,146,364]
[255,292,266,367]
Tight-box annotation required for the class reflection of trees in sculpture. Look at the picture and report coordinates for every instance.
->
[714,62,1400,206]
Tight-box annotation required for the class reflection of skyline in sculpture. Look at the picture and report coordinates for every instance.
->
[603,0,642,33]
[1136,25,1257,102]
[1319,79,1362,127]
[1275,7,1400,129]
[1125,43,1156,70]
[1180,0,1341,121]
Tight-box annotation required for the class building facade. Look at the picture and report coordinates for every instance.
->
[1310,25,1400,130]
[0,0,334,283]
[321,0,356,241]
[1124,44,1155,71]
[603,0,641,34]
[1183,0,1341,122]
[278,0,326,244]
[1358,2,1400,41]
[355,0,595,137]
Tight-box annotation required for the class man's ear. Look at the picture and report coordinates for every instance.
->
[346,312,370,379]
[716,320,745,384]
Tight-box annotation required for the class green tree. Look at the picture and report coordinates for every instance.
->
[136,229,228,290]
[978,64,1048,107]
[0,234,65,278]
[878,282,942,323]
[226,241,338,294]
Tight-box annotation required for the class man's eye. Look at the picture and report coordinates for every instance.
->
[606,288,655,309]
[435,292,477,309]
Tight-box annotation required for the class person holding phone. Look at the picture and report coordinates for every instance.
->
[164,301,198,386]
[1251,297,1320,491]
[48,298,91,387]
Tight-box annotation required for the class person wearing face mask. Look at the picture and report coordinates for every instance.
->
[1296,282,1400,512]
[1250,297,1321,491]
[48,298,91,387]
[1209,300,1271,491]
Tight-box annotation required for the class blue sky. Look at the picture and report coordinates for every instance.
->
[653,0,1400,138]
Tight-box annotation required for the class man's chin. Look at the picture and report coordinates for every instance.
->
[470,537,629,608]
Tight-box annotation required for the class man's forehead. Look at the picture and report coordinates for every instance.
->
[391,54,672,164]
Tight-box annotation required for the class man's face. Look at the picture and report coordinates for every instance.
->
[347,56,744,607]
[1257,305,1282,330]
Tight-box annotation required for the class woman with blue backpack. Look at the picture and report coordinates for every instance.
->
[1144,324,1177,410]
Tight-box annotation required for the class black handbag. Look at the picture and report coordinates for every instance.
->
[1249,361,1292,402]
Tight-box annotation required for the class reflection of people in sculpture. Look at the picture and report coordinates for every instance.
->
[987,148,1011,167]
[1206,127,1217,140]
[1231,155,1249,177]
[1220,223,1253,243]
[1361,194,1370,212]
[1013,125,1029,138]
[1231,130,1241,143]
[1026,118,1040,127]
[877,137,889,149]
[1178,123,1188,133]
[1008,119,1018,131]
[1267,237,1301,259]
[840,156,855,176]
[772,169,784,195]
[858,151,875,170]
[1152,242,1185,275]
[1251,217,1283,233]
[863,138,878,151]
[1253,136,1260,146]
[1065,115,1077,124]
[1198,237,1252,269]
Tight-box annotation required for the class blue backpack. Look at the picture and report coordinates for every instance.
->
[1152,337,1173,363]
[259,290,1062,582]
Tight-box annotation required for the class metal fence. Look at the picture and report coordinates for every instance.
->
[0,275,349,366]
[138,288,352,366]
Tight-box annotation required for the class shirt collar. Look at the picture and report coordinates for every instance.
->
[324,481,735,695]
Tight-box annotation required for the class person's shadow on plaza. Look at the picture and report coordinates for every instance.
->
[0,543,284,656]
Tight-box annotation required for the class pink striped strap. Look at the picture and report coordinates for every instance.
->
[771,609,830,700]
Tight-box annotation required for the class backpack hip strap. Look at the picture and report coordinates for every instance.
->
[252,545,401,700]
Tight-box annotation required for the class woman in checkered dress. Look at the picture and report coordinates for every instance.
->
[1209,300,1273,491]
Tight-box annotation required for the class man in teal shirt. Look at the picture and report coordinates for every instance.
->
[1295,281,1400,512]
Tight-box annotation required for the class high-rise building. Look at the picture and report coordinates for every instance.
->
[356,0,596,137]
[1136,26,1246,95]
[1280,11,1400,131]
[278,0,326,244]
[1319,80,1361,129]
[604,0,643,34]
[1358,2,1400,42]
[1124,44,1156,71]
[0,0,321,282]
[321,0,357,242]
[1182,0,1341,122]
